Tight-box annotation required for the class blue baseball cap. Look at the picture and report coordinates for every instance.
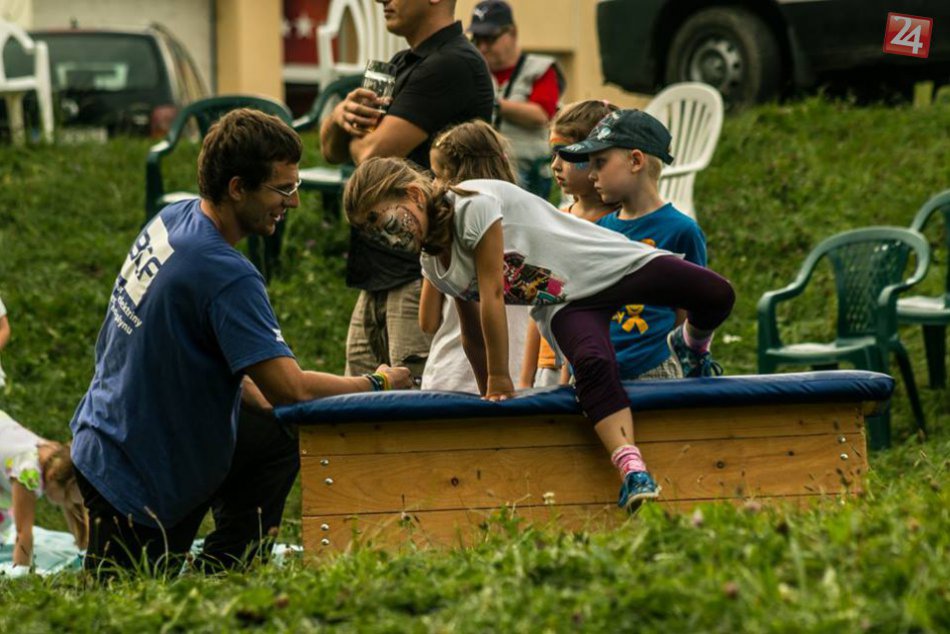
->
[558,109,674,165]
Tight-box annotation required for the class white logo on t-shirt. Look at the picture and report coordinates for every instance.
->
[119,219,175,307]
[273,328,285,343]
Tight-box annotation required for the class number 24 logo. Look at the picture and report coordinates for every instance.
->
[883,13,933,59]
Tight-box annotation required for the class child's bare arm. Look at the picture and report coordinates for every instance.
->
[473,221,513,399]
[559,364,571,385]
[519,322,541,388]
[0,314,10,350]
[11,481,36,567]
[456,298,487,394]
[419,279,445,335]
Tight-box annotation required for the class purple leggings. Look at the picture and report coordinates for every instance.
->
[550,255,735,424]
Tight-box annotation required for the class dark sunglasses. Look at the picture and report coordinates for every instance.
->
[471,28,510,46]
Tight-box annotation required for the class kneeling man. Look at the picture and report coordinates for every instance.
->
[70,109,410,575]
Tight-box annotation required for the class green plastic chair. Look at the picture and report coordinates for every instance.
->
[897,190,950,388]
[143,95,294,282]
[293,74,361,222]
[757,227,930,449]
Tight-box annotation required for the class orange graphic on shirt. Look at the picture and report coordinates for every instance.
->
[613,304,647,333]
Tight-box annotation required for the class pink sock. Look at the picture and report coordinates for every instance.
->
[683,324,713,354]
[611,444,647,476]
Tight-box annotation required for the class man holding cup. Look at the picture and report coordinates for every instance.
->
[320,0,495,382]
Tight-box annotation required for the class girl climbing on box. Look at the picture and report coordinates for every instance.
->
[342,123,734,511]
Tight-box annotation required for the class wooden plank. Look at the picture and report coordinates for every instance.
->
[302,503,627,555]
[301,494,831,555]
[299,402,864,456]
[301,433,866,515]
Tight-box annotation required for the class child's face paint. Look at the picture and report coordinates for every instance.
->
[550,133,595,198]
[361,201,425,254]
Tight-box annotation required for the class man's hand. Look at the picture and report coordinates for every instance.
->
[485,374,515,401]
[376,364,413,390]
[335,88,386,137]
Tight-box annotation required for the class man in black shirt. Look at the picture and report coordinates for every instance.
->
[320,0,495,379]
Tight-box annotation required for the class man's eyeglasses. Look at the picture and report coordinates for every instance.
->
[263,179,303,199]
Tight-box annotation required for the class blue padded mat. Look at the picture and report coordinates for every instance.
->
[275,371,894,425]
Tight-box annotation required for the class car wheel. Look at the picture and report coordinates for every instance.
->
[665,7,781,108]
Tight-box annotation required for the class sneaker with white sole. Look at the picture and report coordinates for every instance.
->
[618,471,660,513]
[667,326,723,378]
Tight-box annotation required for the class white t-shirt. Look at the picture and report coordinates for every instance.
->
[420,295,531,393]
[0,410,44,543]
[420,179,671,354]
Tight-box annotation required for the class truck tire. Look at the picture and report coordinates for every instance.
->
[665,7,781,108]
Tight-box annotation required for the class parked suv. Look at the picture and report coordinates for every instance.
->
[1,24,208,139]
[597,0,950,107]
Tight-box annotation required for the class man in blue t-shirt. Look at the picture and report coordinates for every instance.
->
[70,109,411,576]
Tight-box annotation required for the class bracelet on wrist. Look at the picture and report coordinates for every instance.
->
[364,373,383,391]
[364,371,390,392]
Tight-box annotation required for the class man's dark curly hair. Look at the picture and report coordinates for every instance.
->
[198,108,303,203]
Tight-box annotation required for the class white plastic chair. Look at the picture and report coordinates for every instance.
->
[644,82,724,219]
[0,20,53,144]
[316,0,405,86]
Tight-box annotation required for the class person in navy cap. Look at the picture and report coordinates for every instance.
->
[469,0,565,199]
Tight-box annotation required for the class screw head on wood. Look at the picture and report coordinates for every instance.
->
[840,453,849,461]
[838,436,847,444]
[320,459,330,466]
[324,477,334,485]
[321,523,330,531]
[321,538,330,546]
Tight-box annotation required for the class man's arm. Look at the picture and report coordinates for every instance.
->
[319,90,428,165]
[319,87,380,164]
[244,356,411,407]
[348,114,428,165]
[497,99,549,129]
[0,315,10,351]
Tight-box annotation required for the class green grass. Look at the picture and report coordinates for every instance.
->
[1,98,949,631]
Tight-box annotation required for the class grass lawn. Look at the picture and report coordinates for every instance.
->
[0,97,948,631]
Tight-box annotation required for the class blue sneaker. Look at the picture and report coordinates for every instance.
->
[667,326,723,378]
[618,471,660,513]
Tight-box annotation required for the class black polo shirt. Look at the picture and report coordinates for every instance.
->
[346,21,495,292]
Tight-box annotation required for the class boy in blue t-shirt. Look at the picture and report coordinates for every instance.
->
[560,109,710,380]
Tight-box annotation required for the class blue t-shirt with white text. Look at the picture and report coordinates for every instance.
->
[70,200,293,527]
[596,204,707,378]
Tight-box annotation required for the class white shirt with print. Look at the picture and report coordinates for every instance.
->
[421,179,673,357]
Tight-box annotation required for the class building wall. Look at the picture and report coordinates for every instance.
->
[455,0,648,108]
[0,0,32,27]
[30,0,215,92]
[215,0,283,99]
